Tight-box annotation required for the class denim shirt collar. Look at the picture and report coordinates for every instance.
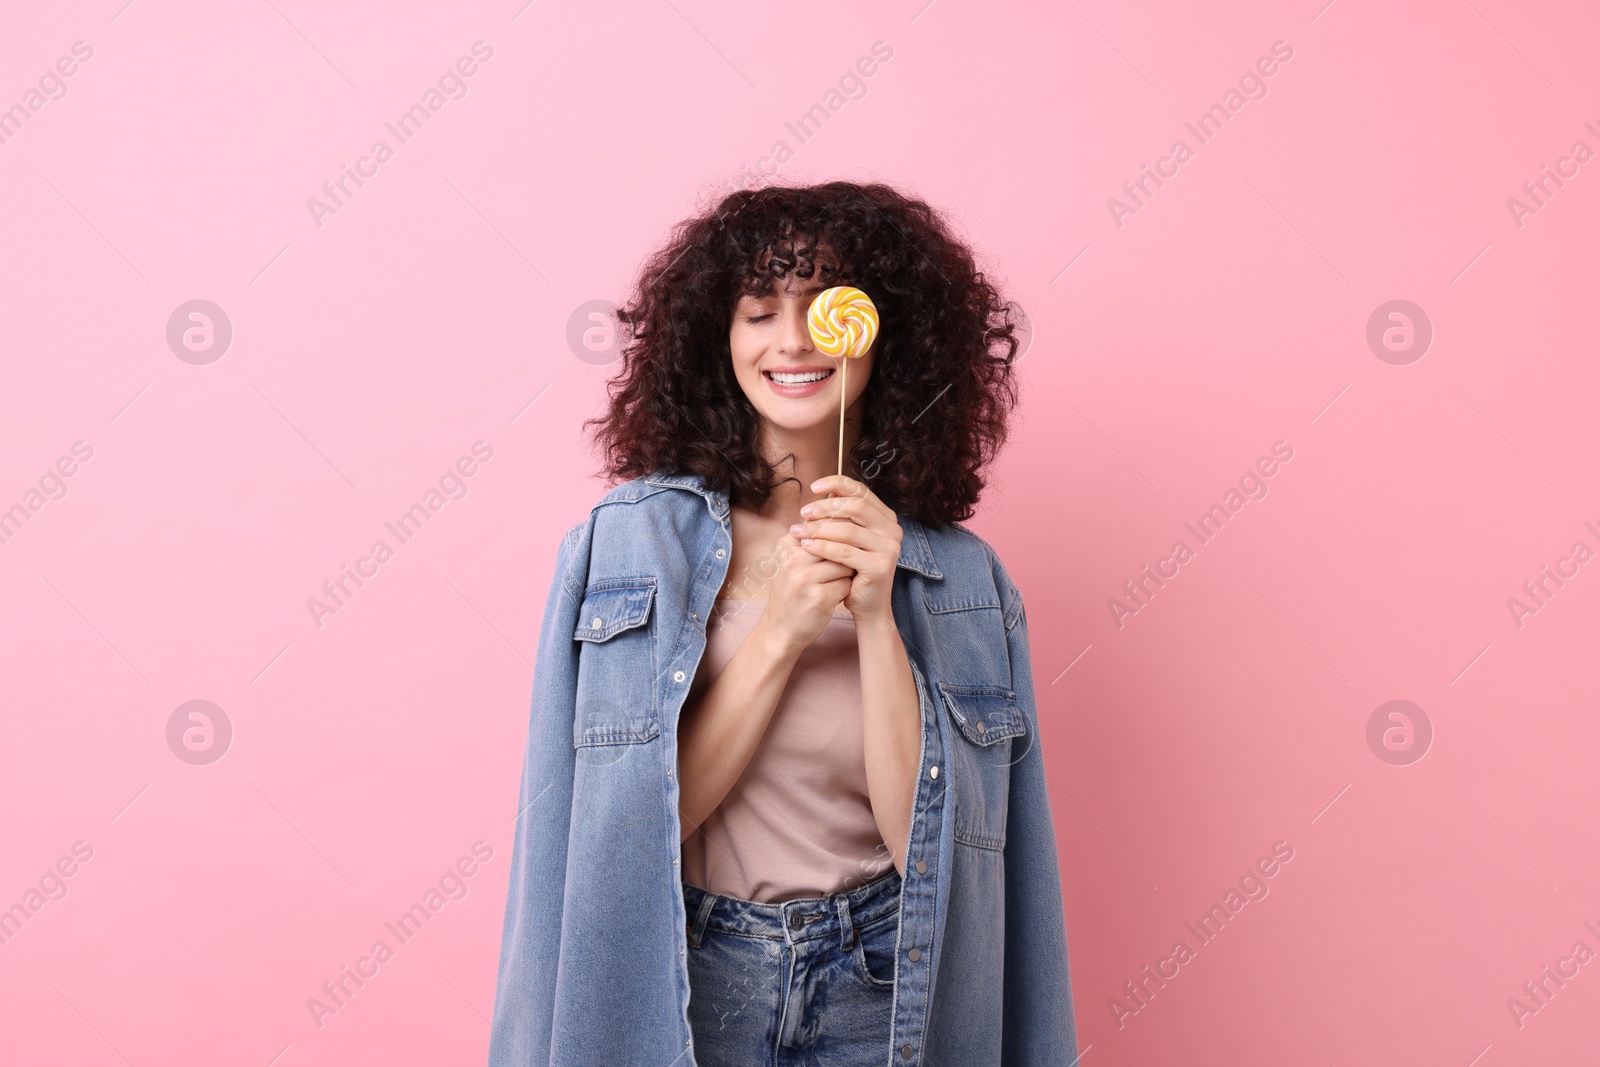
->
[642,469,944,581]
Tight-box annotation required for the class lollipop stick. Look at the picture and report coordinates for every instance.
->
[837,358,847,478]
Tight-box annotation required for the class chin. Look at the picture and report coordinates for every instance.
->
[757,407,837,432]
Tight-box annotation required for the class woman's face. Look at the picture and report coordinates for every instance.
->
[728,265,874,435]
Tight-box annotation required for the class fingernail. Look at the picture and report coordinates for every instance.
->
[790,523,806,534]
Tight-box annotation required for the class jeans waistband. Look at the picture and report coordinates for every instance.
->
[682,867,902,952]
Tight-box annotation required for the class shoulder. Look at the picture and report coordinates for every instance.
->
[591,473,681,510]
[558,474,680,538]
[557,471,716,563]
[917,519,1026,632]
[547,474,689,594]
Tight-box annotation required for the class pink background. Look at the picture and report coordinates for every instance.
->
[3,0,1598,1064]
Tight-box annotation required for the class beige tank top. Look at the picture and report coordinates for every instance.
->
[679,598,894,903]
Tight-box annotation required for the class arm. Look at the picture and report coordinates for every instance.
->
[856,610,921,877]
[796,475,920,879]
[680,519,861,842]
[677,613,806,841]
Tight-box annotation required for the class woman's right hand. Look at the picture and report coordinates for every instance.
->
[758,530,855,655]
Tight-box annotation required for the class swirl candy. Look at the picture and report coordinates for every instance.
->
[804,285,880,477]
[806,285,879,359]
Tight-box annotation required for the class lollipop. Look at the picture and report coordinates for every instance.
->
[806,286,880,476]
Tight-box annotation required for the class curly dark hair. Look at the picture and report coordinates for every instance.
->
[583,180,1023,528]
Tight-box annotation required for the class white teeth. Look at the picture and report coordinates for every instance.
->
[768,370,831,385]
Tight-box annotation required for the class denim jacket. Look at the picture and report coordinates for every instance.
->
[488,469,1078,1066]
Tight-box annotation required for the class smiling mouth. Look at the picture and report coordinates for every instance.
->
[764,369,835,385]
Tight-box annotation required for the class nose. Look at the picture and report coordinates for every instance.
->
[776,299,815,358]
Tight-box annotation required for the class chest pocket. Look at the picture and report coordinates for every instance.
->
[572,577,660,747]
[938,682,1026,850]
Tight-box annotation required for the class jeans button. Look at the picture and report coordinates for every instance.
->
[788,911,803,930]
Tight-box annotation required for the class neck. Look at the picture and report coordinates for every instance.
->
[755,406,863,521]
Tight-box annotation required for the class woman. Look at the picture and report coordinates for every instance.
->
[488,181,1077,1067]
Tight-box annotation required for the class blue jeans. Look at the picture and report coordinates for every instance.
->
[683,867,903,1066]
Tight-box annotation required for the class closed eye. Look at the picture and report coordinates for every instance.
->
[745,313,775,324]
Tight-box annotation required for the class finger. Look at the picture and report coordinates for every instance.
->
[802,493,864,520]
[809,474,875,505]
[795,518,902,565]
[786,540,854,578]
[798,495,883,532]
[807,479,894,526]
[821,575,854,600]
[796,555,856,582]
[796,535,870,569]
[796,518,891,553]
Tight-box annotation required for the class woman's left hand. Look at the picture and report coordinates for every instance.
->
[792,475,903,624]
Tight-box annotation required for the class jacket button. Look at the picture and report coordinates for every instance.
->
[673,670,685,682]
[907,947,921,961]
[715,549,726,558]
[901,1044,913,1059]
[975,721,985,734]
[915,860,927,874]
[592,616,603,628]
[929,765,938,779]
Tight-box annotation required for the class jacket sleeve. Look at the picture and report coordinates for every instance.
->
[488,515,593,1067]
[992,551,1081,1067]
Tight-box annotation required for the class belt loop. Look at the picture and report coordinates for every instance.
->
[836,891,855,952]
[688,890,716,949]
